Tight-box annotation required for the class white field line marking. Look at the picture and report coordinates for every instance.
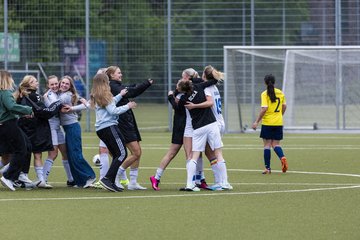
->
[0,185,359,202]
[49,165,360,179]
[1,169,360,202]
[81,146,360,150]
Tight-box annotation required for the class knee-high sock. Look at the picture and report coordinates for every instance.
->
[186,159,197,188]
[115,166,126,183]
[99,153,109,179]
[62,160,74,182]
[43,159,54,182]
[129,168,139,185]
[264,147,271,169]
[274,146,284,159]
[195,156,204,183]
[217,159,229,185]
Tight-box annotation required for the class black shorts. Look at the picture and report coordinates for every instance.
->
[171,129,184,145]
[260,125,283,140]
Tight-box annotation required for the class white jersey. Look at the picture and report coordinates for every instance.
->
[204,85,225,134]
[44,90,61,129]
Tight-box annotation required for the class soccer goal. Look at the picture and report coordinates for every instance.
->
[223,46,360,133]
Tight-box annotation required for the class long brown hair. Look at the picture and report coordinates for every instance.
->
[90,73,114,108]
[60,75,79,105]
[264,74,276,103]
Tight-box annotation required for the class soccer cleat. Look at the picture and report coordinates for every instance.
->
[66,180,76,187]
[150,176,160,191]
[128,183,147,190]
[196,179,208,189]
[221,183,233,190]
[206,184,224,191]
[100,178,121,192]
[35,180,53,189]
[83,177,96,188]
[18,172,33,184]
[262,168,271,174]
[281,157,288,173]
[92,181,105,189]
[1,176,16,191]
[120,178,130,186]
[179,185,201,192]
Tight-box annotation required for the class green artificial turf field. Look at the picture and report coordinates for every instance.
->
[1,104,359,240]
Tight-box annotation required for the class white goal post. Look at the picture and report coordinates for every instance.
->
[223,46,360,133]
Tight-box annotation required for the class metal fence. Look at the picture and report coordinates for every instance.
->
[1,0,359,129]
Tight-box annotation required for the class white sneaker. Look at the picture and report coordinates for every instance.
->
[35,180,53,189]
[128,183,147,190]
[18,172,33,184]
[1,176,16,191]
[83,177,96,188]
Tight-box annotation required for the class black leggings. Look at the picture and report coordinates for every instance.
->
[96,125,127,182]
[0,119,31,181]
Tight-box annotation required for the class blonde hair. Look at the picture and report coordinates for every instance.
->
[203,65,224,82]
[60,75,78,105]
[0,70,15,91]
[105,66,119,80]
[90,73,114,108]
[182,68,199,80]
[96,68,107,74]
[14,75,37,100]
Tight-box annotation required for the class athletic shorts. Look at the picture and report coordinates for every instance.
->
[192,122,223,152]
[260,125,283,140]
[51,127,65,146]
[184,124,194,137]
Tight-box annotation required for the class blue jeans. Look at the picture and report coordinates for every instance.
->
[63,122,95,186]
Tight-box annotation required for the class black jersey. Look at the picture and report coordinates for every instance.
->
[109,79,152,143]
[179,82,216,130]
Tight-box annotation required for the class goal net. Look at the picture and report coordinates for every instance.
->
[224,46,360,132]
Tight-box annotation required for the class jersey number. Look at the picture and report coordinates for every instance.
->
[215,98,222,114]
[274,97,281,112]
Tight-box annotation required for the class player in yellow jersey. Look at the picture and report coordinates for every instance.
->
[252,74,288,174]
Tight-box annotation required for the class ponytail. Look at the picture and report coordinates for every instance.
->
[264,74,276,103]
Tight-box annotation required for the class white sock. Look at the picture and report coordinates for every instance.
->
[35,166,44,182]
[115,166,126,183]
[195,157,204,183]
[186,159,197,188]
[43,159,54,182]
[120,169,128,181]
[62,160,74,182]
[155,168,164,180]
[129,168,138,185]
[0,163,10,175]
[99,153,109,179]
[211,163,220,184]
[217,160,229,185]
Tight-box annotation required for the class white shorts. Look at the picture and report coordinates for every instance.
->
[192,122,223,152]
[183,121,194,138]
[99,139,107,148]
[51,127,65,146]
[217,120,225,136]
